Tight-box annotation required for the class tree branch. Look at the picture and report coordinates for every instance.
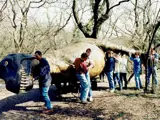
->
[109,0,130,10]
[30,0,58,8]
[54,13,72,37]
[72,0,90,37]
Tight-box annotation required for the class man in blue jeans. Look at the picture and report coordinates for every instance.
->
[34,51,53,113]
[74,52,89,104]
[104,50,115,92]
[147,48,159,88]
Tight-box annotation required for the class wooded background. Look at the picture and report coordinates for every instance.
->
[0,0,160,58]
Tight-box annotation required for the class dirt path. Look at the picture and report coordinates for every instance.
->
[1,73,160,120]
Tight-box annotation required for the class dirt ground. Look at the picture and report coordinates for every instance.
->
[0,73,160,120]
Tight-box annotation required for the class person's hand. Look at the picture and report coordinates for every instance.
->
[34,76,39,80]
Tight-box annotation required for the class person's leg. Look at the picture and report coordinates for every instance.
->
[153,66,158,86]
[138,73,142,88]
[147,67,152,86]
[134,72,140,89]
[39,84,43,101]
[105,72,111,88]
[120,73,123,87]
[41,86,53,110]
[106,71,114,90]
[76,74,89,102]
[85,72,93,101]
[116,73,122,90]
[123,73,127,89]
[113,73,117,89]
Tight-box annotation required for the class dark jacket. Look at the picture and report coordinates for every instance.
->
[38,58,52,87]
[105,57,115,72]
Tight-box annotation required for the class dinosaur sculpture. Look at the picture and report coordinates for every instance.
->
[0,54,35,93]
[0,38,138,94]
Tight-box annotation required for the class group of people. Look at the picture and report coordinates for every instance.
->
[104,48,159,93]
[104,50,128,92]
[129,48,159,90]
[32,48,94,113]
[33,47,159,113]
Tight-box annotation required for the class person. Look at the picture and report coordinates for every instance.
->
[113,53,122,91]
[129,52,142,90]
[85,48,94,102]
[120,54,128,89]
[104,50,115,92]
[73,52,89,104]
[147,48,159,88]
[34,51,53,113]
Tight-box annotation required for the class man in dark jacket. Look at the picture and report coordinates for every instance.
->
[104,50,115,92]
[34,51,53,113]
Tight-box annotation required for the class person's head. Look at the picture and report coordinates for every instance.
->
[34,50,42,60]
[81,52,88,61]
[150,48,155,55]
[108,50,113,57]
[122,54,126,58]
[86,48,91,56]
[135,52,140,58]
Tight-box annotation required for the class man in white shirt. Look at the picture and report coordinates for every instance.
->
[85,48,94,102]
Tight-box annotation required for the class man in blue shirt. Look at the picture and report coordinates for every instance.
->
[104,50,115,92]
[129,52,142,90]
[34,51,53,113]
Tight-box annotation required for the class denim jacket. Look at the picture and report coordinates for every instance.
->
[130,56,141,73]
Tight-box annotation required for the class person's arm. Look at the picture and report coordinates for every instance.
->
[88,59,94,69]
[129,53,134,61]
[80,62,89,73]
[114,57,120,63]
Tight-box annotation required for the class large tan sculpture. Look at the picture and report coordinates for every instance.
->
[0,39,105,94]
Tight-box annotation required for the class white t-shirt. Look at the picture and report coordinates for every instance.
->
[120,57,127,73]
[114,57,120,73]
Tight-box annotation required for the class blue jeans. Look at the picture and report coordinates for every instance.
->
[134,71,142,89]
[105,71,114,89]
[40,86,53,110]
[113,73,122,90]
[76,73,89,101]
[85,72,92,97]
[147,66,158,86]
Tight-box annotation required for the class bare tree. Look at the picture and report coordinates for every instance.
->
[3,0,59,53]
[113,0,160,51]
[72,0,130,38]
